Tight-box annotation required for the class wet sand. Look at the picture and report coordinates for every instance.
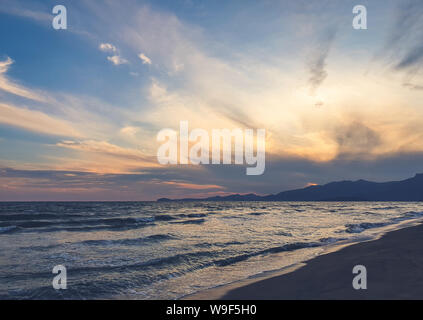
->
[186,223,423,300]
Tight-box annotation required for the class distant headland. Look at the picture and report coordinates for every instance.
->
[157,174,423,202]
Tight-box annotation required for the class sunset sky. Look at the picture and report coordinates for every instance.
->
[1,0,423,200]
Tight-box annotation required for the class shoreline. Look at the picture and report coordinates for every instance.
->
[184,218,423,300]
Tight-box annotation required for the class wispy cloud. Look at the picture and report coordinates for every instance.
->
[0,0,51,24]
[392,1,423,71]
[0,57,47,102]
[57,140,154,163]
[396,44,423,71]
[138,53,152,65]
[161,181,224,190]
[107,55,128,65]
[378,0,423,77]
[306,28,336,95]
[55,140,158,173]
[0,167,224,201]
[0,102,81,137]
[99,43,117,52]
[0,56,13,73]
[98,43,128,65]
[403,82,423,91]
[0,56,123,141]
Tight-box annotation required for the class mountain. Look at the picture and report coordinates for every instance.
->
[157,173,423,202]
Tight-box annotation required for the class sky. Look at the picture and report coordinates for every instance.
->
[1,0,423,201]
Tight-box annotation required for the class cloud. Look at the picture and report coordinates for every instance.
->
[0,0,51,23]
[99,43,117,52]
[396,44,423,70]
[120,126,139,136]
[57,140,153,162]
[306,28,336,95]
[107,55,128,65]
[373,0,423,92]
[333,121,381,156]
[403,82,423,91]
[0,56,13,73]
[0,57,128,149]
[55,140,158,173]
[98,43,128,66]
[0,0,94,38]
[314,101,324,108]
[161,181,224,190]
[394,1,423,71]
[379,0,423,73]
[138,53,152,65]
[0,102,81,137]
[0,57,46,102]
[0,167,225,201]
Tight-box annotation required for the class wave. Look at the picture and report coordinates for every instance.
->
[5,240,325,286]
[175,213,208,218]
[273,231,293,237]
[0,211,211,234]
[13,222,154,234]
[0,225,17,234]
[52,250,223,277]
[0,216,158,234]
[370,206,398,210]
[170,218,205,225]
[319,237,346,244]
[153,214,176,221]
[80,234,175,247]
[345,211,423,233]
[345,222,388,233]
[214,242,321,267]
[194,240,244,248]
[11,241,325,282]
[392,210,423,222]
[248,212,267,216]
[0,213,84,221]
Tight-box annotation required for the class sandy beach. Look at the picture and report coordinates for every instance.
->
[186,222,423,300]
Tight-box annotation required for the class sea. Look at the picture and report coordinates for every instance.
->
[1,201,423,299]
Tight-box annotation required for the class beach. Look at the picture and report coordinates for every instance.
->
[187,222,423,300]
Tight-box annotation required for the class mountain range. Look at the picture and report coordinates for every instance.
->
[157,173,423,202]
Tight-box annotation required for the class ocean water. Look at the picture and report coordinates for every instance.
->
[1,201,423,299]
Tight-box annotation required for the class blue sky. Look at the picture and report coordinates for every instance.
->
[1,0,423,200]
